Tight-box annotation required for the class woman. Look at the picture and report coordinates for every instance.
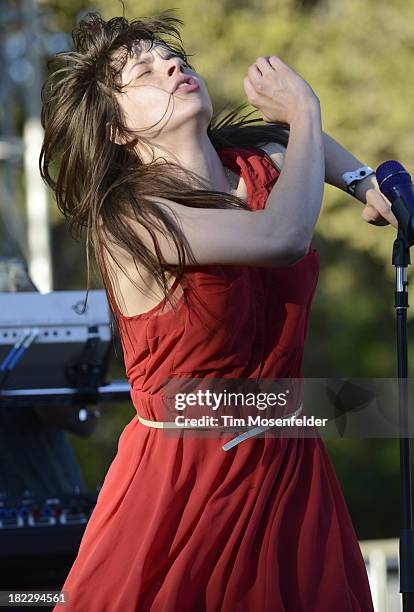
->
[40,8,393,612]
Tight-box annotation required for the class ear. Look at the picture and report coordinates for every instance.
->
[106,122,126,146]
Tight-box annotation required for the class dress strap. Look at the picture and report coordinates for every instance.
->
[217,146,281,211]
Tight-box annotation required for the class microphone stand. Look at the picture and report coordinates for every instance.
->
[392,220,414,611]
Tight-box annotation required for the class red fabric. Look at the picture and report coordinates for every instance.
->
[55,146,374,611]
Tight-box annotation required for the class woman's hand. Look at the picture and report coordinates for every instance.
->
[243,55,319,125]
[355,176,399,229]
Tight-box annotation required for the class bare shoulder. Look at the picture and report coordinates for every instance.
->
[96,217,176,317]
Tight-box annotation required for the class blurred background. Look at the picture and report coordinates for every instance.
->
[1,0,413,609]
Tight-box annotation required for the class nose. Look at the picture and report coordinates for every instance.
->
[166,56,185,77]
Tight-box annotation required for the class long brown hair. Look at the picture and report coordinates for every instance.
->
[39,6,290,325]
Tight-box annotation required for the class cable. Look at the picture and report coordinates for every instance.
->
[0,328,39,391]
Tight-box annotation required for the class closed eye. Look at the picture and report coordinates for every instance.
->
[135,55,189,79]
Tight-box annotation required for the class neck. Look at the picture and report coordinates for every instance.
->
[138,131,237,195]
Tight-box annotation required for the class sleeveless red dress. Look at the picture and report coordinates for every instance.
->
[55,146,374,612]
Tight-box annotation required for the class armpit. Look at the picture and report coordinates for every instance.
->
[256,141,286,173]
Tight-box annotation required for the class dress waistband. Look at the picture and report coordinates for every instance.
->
[136,402,304,451]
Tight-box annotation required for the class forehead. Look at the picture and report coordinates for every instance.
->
[126,39,169,64]
[111,39,169,69]
[111,39,176,89]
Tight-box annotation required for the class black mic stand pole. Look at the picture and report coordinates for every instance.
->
[392,218,414,611]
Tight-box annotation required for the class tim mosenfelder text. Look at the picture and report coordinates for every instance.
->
[174,415,328,427]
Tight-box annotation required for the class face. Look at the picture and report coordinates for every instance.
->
[112,40,212,149]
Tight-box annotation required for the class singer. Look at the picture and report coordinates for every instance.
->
[39,8,393,612]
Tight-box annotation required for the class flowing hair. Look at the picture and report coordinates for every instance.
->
[39,6,290,327]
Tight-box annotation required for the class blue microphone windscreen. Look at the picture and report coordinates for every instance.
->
[376,160,411,198]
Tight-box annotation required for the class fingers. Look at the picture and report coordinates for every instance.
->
[247,56,278,96]
[361,202,399,228]
[247,65,262,83]
[255,56,273,75]
[361,206,390,226]
[247,63,264,91]
[251,56,280,76]
[243,75,259,102]
[268,55,288,70]
[378,196,399,229]
[365,190,399,229]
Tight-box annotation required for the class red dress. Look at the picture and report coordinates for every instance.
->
[55,146,374,611]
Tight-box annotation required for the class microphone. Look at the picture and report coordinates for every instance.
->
[376,160,414,244]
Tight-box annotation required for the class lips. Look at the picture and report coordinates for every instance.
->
[172,76,198,93]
